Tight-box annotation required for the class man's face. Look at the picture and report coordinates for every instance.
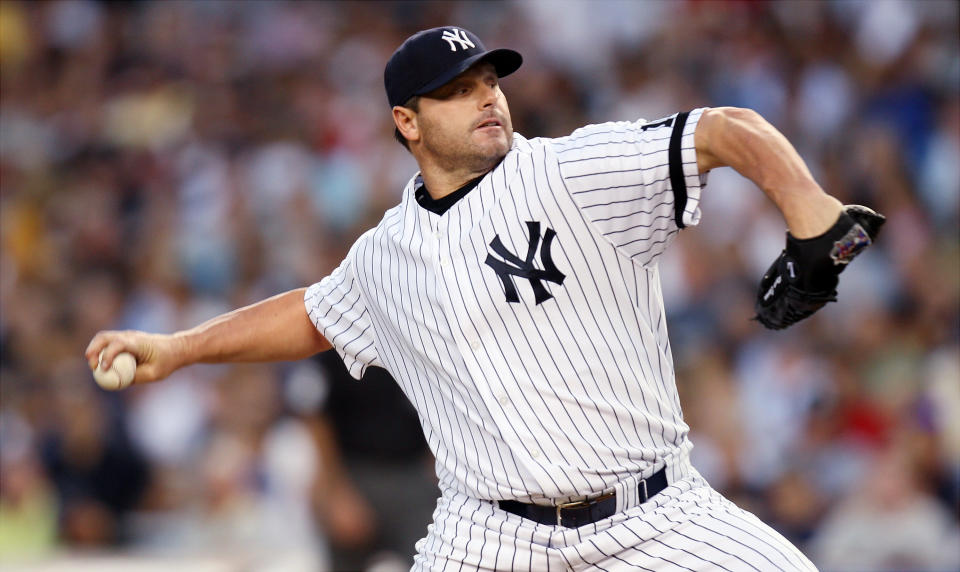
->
[415,62,513,173]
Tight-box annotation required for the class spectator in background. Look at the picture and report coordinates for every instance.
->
[311,352,438,572]
[201,363,326,570]
[809,447,960,571]
[0,410,58,562]
[170,363,327,571]
[38,365,149,546]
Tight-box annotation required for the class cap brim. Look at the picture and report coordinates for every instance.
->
[415,48,523,97]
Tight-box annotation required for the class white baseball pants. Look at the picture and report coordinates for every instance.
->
[412,467,816,571]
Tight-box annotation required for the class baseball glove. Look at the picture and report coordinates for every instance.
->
[754,205,885,330]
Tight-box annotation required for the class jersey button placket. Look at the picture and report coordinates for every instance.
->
[434,221,448,269]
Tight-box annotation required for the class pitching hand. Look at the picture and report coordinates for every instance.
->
[84,330,186,385]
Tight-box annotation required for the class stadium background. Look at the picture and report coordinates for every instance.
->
[0,1,957,570]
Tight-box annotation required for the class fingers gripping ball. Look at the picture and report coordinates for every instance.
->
[94,351,137,390]
[754,205,885,330]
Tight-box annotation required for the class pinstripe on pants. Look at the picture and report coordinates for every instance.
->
[414,467,817,572]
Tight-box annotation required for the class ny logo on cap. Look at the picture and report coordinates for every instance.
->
[441,28,476,52]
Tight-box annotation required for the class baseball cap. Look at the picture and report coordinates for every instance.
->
[384,26,522,108]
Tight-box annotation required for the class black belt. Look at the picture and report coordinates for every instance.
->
[497,467,668,528]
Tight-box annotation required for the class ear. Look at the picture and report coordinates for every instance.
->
[393,106,419,144]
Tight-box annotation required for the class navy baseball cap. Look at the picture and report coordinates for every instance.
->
[385,26,522,108]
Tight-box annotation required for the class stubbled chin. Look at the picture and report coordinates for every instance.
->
[476,129,511,152]
[471,140,510,171]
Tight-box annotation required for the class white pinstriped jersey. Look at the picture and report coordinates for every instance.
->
[306,108,708,505]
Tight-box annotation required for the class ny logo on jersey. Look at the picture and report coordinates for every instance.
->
[485,221,566,305]
[441,28,476,52]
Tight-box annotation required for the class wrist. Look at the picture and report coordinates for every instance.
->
[167,332,196,370]
[781,192,843,239]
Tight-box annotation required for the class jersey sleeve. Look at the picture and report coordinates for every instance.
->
[304,255,381,380]
[555,108,708,266]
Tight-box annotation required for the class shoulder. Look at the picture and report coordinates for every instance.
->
[512,124,634,158]
[551,120,647,151]
[505,123,649,179]
[514,121,655,166]
[362,203,406,243]
[344,184,416,263]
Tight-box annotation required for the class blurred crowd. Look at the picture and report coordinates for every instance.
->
[0,1,957,571]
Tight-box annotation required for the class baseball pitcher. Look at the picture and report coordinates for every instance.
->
[87,27,883,571]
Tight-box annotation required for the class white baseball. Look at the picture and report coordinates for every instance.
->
[94,351,137,391]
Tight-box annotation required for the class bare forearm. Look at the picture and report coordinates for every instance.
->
[86,288,330,384]
[176,288,331,366]
[695,107,842,238]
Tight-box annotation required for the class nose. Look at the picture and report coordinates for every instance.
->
[478,82,498,109]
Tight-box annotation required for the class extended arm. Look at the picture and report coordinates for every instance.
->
[694,107,885,329]
[694,106,843,238]
[85,288,331,384]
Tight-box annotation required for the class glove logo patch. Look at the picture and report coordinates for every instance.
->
[762,275,782,302]
[830,225,871,265]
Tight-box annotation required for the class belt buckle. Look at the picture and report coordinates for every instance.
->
[555,499,590,527]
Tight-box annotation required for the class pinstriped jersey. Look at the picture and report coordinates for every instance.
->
[305,108,709,504]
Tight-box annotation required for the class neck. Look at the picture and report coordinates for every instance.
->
[414,150,505,200]
[419,169,489,199]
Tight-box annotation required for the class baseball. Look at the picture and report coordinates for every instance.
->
[93,351,137,391]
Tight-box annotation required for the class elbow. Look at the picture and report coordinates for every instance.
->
[695,107,770,173]
[709,106,762,123]
[701,107,766,139]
